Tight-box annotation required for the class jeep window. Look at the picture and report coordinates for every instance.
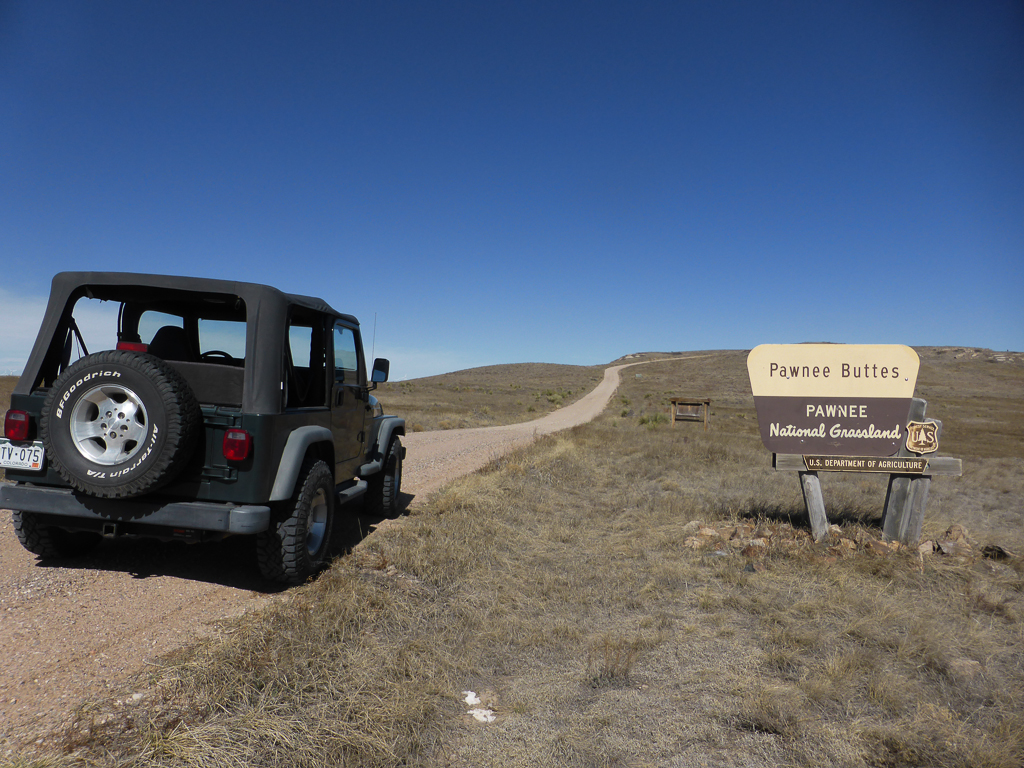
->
[137,311,184,344]
[197,318,246,361]
[289,325,312,368]
[333,324,359,382]
[285,313,328,409]
[134,307,246,366]
[67,297,119,359]
[40,296,121,382]
[34,285,248,390]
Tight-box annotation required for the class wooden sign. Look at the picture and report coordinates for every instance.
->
[771,398,961,547]
[747,344,920,456]
[670,397,711,431]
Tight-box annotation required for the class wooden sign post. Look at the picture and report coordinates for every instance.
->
[748,346,962,544]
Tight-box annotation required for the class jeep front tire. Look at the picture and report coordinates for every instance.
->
[365,436,403,518]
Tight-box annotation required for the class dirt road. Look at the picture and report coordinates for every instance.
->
[0,358,673,749]
[400,360,640,499]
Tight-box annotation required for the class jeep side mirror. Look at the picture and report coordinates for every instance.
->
[370,358,390,388]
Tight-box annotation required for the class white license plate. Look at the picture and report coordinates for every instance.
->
[0,440,45,470]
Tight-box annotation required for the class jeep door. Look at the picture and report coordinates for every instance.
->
[331,322,366,478]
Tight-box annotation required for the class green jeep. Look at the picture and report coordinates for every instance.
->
[1,272,404,584]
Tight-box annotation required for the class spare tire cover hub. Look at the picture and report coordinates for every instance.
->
[68,384,150,466]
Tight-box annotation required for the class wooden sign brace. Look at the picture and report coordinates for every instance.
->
[772,399,962,544]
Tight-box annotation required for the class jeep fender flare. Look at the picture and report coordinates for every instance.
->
[269,426,334,501]
[360,417,406,477]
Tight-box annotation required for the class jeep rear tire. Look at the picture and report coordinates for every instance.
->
[257,458,335,584]
[13,511,102,559]
[41,351,201,499]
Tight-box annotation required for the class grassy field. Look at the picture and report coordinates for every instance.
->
[375,363,606,431]
[4,348,1023,767]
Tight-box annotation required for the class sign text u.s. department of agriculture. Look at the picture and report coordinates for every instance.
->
[803,455,928,473]
[747,344,920,456]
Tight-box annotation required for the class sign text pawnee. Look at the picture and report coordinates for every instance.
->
[747,344,920,456]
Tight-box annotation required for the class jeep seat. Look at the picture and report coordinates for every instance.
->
[148,325,196,362]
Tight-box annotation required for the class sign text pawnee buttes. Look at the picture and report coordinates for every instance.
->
[747,344,920,456]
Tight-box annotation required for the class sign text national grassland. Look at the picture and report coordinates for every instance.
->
[748,344,920,456]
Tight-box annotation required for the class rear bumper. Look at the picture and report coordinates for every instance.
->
[0,483,270,535]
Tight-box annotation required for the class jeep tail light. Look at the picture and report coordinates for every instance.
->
[222,429,252,461]
[4,410,30,441]
[116,341,149,352]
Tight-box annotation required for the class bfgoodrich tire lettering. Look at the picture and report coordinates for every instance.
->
[41,351,201,499]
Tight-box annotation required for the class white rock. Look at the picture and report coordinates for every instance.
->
[468,707,496,723]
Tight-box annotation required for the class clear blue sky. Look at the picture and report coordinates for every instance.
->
[2,1,1022,379]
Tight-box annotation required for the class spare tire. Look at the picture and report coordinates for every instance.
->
[41,350,201,499]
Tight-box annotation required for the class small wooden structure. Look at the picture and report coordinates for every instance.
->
[670,397,711,432]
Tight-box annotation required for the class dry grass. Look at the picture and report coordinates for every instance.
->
[4,348,1023,767]
[0,377,14,405]
[375,363,604,431]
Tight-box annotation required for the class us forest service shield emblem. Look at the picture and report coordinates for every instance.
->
[905,421,939,454]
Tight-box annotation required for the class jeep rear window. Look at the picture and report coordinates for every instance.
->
[132,304,246,366]
[36,287,249,390]
[138,311,184,344]
[65,297,120,360]
[197,318,246,360]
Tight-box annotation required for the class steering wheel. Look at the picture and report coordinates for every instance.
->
[200,350,234,361]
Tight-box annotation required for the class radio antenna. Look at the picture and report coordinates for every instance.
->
[371,312,377,360]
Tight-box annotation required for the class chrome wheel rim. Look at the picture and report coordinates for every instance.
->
[306,487,328,556]
[69,384,149,466]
